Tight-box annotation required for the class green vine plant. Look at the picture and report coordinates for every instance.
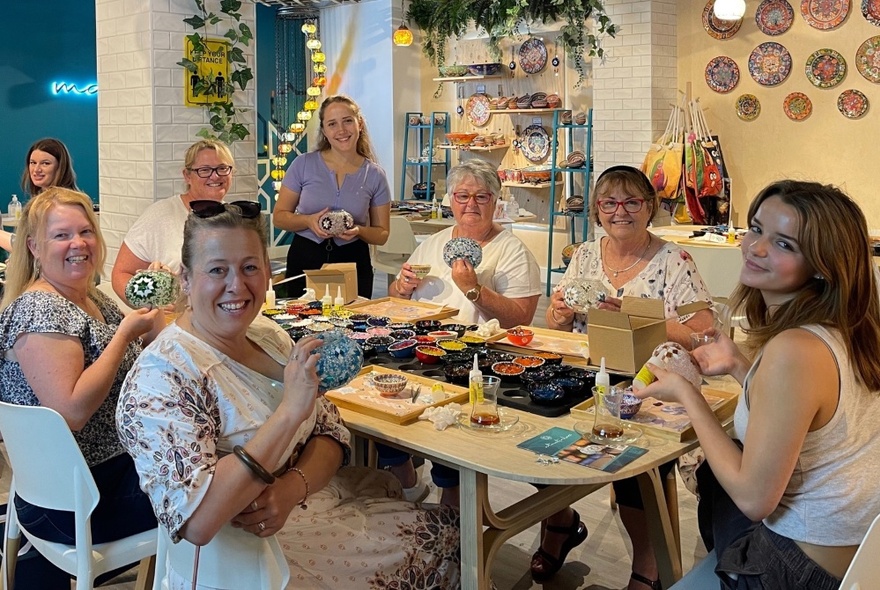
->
[178,0,253,143]
[406,0,617,87]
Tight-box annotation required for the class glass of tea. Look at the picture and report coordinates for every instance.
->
[470,376,501,426]
[589,385,625,443]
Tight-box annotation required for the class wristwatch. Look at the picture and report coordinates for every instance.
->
[465,284,483,302]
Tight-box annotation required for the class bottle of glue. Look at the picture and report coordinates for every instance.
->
[321,284,332,315]
[334,285,345,313]
[264,278,276,310]
[469,353,483,406]
[726,225,736,244]
[595,357,610,396]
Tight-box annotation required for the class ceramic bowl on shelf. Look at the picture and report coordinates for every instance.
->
[467,62,503,76]
[442,237,483,268]
[439,64,469,77]
[520,165,552,184]
[565,196,585,212]
[445,132,479,147]
[318,209,355,237]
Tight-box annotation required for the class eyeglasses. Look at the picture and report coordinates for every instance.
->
[452,192,493,205]
[190,200,262,219]
[597,198,646,214]
[187,165,233,178]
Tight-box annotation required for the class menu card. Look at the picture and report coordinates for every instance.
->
[517,427,647,473]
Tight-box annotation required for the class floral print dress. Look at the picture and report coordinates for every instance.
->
[117,317,460,589]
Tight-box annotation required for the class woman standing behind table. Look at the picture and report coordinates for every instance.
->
[117,202,460,589]
[542,165,713,589]
[111,139,236,304]
[0,188,162,589]
[641,181,880,588]
[1,138,80,252]
[274,95,391,299]
[391,158,541,327]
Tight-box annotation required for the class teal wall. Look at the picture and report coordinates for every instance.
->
[2,1,98,210]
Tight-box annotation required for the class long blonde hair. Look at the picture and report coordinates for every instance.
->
[731,180,880,390]
[1,188,105,310]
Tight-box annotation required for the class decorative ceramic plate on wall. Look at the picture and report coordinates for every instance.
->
[518,37,548,74]
[466,93,492,127]
[863,0,880,25]
[705,56,740,92]
[702,0,743,39]
[800,0,850,29]
[837,88,870,117]
[756,0,795,34]
[749,42,793,85]
[856,35,880,82]
[736,94,761,120]
[520,124,550,163]
[783,92,813,120]
[805,48,847,87]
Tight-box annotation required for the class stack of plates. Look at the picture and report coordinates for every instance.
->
[516,93,532,109]
[560,110,573,124]
[567,150,586,168]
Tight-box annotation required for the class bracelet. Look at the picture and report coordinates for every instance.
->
[550,308,573,325]
[232,445,276,485]
[290,467,309,509]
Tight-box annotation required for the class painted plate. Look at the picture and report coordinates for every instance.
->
[736,94,761,120]
[518,37,548,74]
[837,88,870,117]
[800,0,850,29]
[521,124,550,163]
[705,56,740,92]
[856,35,880,82]
[783,92,813,120]
[805,48,847,88]
[864,0,880,25]
[756,0,795,35]
[465,93,491,127]
[702,0,743,39]
[748,42,793,86]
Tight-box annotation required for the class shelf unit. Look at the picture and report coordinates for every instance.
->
[431,74,505,83]
[400,111,450,201]
[546,108,593,294]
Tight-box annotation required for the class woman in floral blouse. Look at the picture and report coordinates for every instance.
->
[117,201,460,589]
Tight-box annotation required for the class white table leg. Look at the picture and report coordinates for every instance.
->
[458,466,486,590]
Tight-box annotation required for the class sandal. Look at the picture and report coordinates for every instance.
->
[529,509,589,582]
[631,571,663,590]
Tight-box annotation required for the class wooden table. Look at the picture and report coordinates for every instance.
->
[401,213,537,235]
[341,376,739,589]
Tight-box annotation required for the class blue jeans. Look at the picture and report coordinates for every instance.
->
[376,443,460,488]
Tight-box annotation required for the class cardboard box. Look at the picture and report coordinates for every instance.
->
[587,297,709,374]
[305,263,358,304]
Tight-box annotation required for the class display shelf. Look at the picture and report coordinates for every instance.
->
[546,108,593,295]
[432,74,505,82]
[502,181,562,189]
[488,108,561,114]
[400,111,449,201]
[436,144,509,152]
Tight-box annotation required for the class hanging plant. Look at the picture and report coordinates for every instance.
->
[406,0,617,87]
[177,0,253,143]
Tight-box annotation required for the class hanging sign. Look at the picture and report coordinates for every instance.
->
[183,37,231,106]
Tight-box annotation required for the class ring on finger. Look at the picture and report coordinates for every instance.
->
[404,277,409,283]
[251,501,258,511]
[258,521,266,532]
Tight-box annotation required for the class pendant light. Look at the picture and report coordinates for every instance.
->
[393,0,413,46]
[713,0,746,20]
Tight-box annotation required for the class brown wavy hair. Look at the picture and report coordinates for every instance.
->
[590,165,659,226]
[314,95,376,162]
[730,180,880,390]
[21,138,79,196]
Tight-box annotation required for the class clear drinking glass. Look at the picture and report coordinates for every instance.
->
[590,385,624,443]
[469,376,501,426]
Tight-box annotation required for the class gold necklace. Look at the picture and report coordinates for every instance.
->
[603,237,652,278]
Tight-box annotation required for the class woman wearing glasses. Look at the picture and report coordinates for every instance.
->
[391,159,540,327]
[274,95,391,299]
[111,139,235,305]
[542,165,713,589]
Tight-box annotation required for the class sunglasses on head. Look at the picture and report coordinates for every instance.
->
[190,200,262,219]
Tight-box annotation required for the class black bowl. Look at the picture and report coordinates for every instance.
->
[414,319,442,334]
[443,363,471,385]
[529,383,566,405]
[551,376,587,398]
[365,336,394,353]
[442,351,474,365]
[442,323,468,337]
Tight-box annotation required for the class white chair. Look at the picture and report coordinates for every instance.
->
[839,512,880,589]
[372,216,418,287]
[0,401,156,590]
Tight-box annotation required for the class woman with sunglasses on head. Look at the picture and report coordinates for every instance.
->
[639,181,880,589]
[117,202,460,589]
[387,159,541,507]
[111,139,236,305]
[274,95,391,299]
[542,166,714,589]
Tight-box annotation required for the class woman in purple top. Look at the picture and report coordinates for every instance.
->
[275,95,391,298]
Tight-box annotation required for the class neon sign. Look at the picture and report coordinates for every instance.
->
[51,81,98,96]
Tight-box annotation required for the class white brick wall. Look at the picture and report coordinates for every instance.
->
[96,0,256,273]
[592,0,677,175]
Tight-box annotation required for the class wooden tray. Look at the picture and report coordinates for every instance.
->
[324,365,468,424]
[344,297,459,323]
[569,386,738,442]
[489,325,591,366]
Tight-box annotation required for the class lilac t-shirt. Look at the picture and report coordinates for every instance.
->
[282,151,391,245]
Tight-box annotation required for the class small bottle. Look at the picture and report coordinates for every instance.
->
[265,278,276,310]
[334,285,345,312]
[726,225,736,244]
[595,357,610,396]
[321,284,332,315]
[632,363,656,391]
[9,195,22,220]
[431,198,440,219]
[468,353,483,406]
